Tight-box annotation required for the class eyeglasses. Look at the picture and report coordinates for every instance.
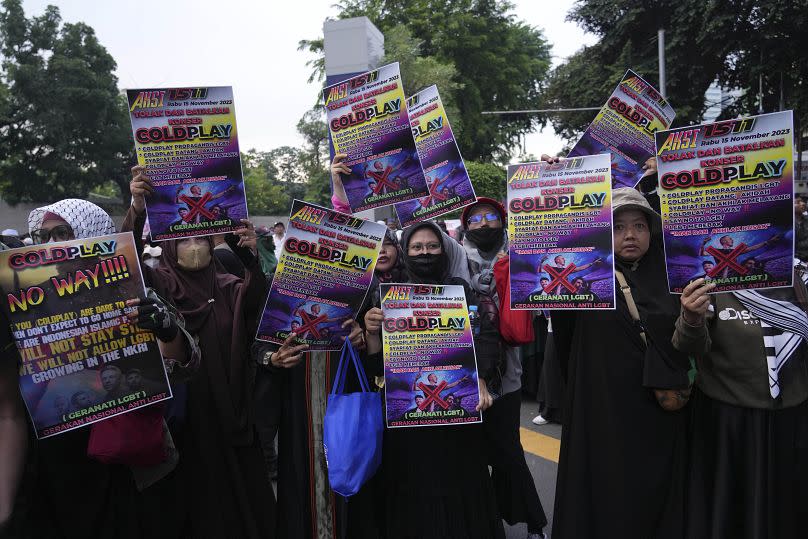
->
[466,212,500,225]
[408,242,442,253]
[31,225,74,244]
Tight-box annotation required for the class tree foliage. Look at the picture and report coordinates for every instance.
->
[381,26,463,132]
[0,0,133,205]
[241,109,332,215]
[296,108,331,205]
[546,0,808,142]
[466,161,506,202]
[301,0,552,162]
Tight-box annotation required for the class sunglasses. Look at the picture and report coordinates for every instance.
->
[467,212,500,225]
[31,225,74,244]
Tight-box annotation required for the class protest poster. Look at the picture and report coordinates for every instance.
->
[257,200,386,351]
[381,283,481,428]
[323,62,428,212]
[657,110,794,293]
[126,86,248,241]
[568,69,676,189]
[507,154,615,310]
[0,233,170,439]
[393,85,476,226]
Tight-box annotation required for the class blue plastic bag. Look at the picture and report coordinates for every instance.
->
[323,339,383,497]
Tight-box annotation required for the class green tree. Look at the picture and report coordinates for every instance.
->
[297,108,331,205]
[300,0,552,162]
[380,26,463,131]
[546,1,808,141]
[466,161,505,202]
[242,152,289,215]
[0,0,133,205]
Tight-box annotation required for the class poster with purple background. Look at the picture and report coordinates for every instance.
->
[568,69,676,189]
[256,201,386,351]
[0,233,170,439]
[381,283,481,428]
[323,63,428,212]
[394,85,476,227]
[508,154,615,310]
[657,111,794,293]
[127,86,248,241]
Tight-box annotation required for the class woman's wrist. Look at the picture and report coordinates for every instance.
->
[681,309,704,327]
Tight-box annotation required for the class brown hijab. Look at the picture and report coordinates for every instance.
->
[148,236,258,445]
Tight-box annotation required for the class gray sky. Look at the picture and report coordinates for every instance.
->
[22,0,596,159]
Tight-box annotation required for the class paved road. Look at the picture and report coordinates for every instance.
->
[503,399,562,538]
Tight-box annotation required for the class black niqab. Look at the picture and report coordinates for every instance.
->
[400,222,450,284]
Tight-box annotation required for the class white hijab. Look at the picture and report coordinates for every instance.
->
[28,199,116,240]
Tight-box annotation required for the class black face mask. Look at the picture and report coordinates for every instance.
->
[406,253,448,281]
[465,227,503,252]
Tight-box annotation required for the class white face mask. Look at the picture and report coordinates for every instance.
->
[176,239,211,271]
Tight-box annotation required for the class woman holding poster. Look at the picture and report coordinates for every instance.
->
[19,198,183,538]
[674,272,808,538]
[126,168,276,538]
[363,221,502,539]
[551,188,690,539]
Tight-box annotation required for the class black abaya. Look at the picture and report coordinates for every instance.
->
[380,222,502,539]
[551,235,689,539]
[686,389,808,539]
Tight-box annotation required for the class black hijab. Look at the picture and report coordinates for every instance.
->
[376,228,407,283]
[615,207,690,389]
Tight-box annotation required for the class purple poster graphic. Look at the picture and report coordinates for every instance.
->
[568,69,676,189]
[256,200,386,351]
[323,62,428,212]
[381,283,481,428]
[507,154,616,310]
[657,111,794,293]
[394,85,476,227]
[127,86,248,241]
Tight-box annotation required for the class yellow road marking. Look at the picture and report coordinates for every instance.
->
[519,427,560,463]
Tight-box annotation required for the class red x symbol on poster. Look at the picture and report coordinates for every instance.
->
[543,263,577,293]
[706,244,748,276]
[367,166,399,194]
[421,176,449,207]
[418,380,449,410]
[429,178,447,201]
[297,311,329,339]
[179,193,216,221]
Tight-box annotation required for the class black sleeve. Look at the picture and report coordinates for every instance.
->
[548,312,577,384]
[214,248,246,278]
[357,277,383,330]
[642,312,691,390]
[449,277,499,378]
[363,351,385,384]
[251,340,282,372]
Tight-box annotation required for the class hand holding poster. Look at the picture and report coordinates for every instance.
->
[393,85,476,227]
[257,201,386,351]
[657,111,794,293]
[381,283,481,428]
[323,63,428,212]
[508,154,616,310]
[0,233,170,439]
[569,69,676,189]
[127,86,248,241]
